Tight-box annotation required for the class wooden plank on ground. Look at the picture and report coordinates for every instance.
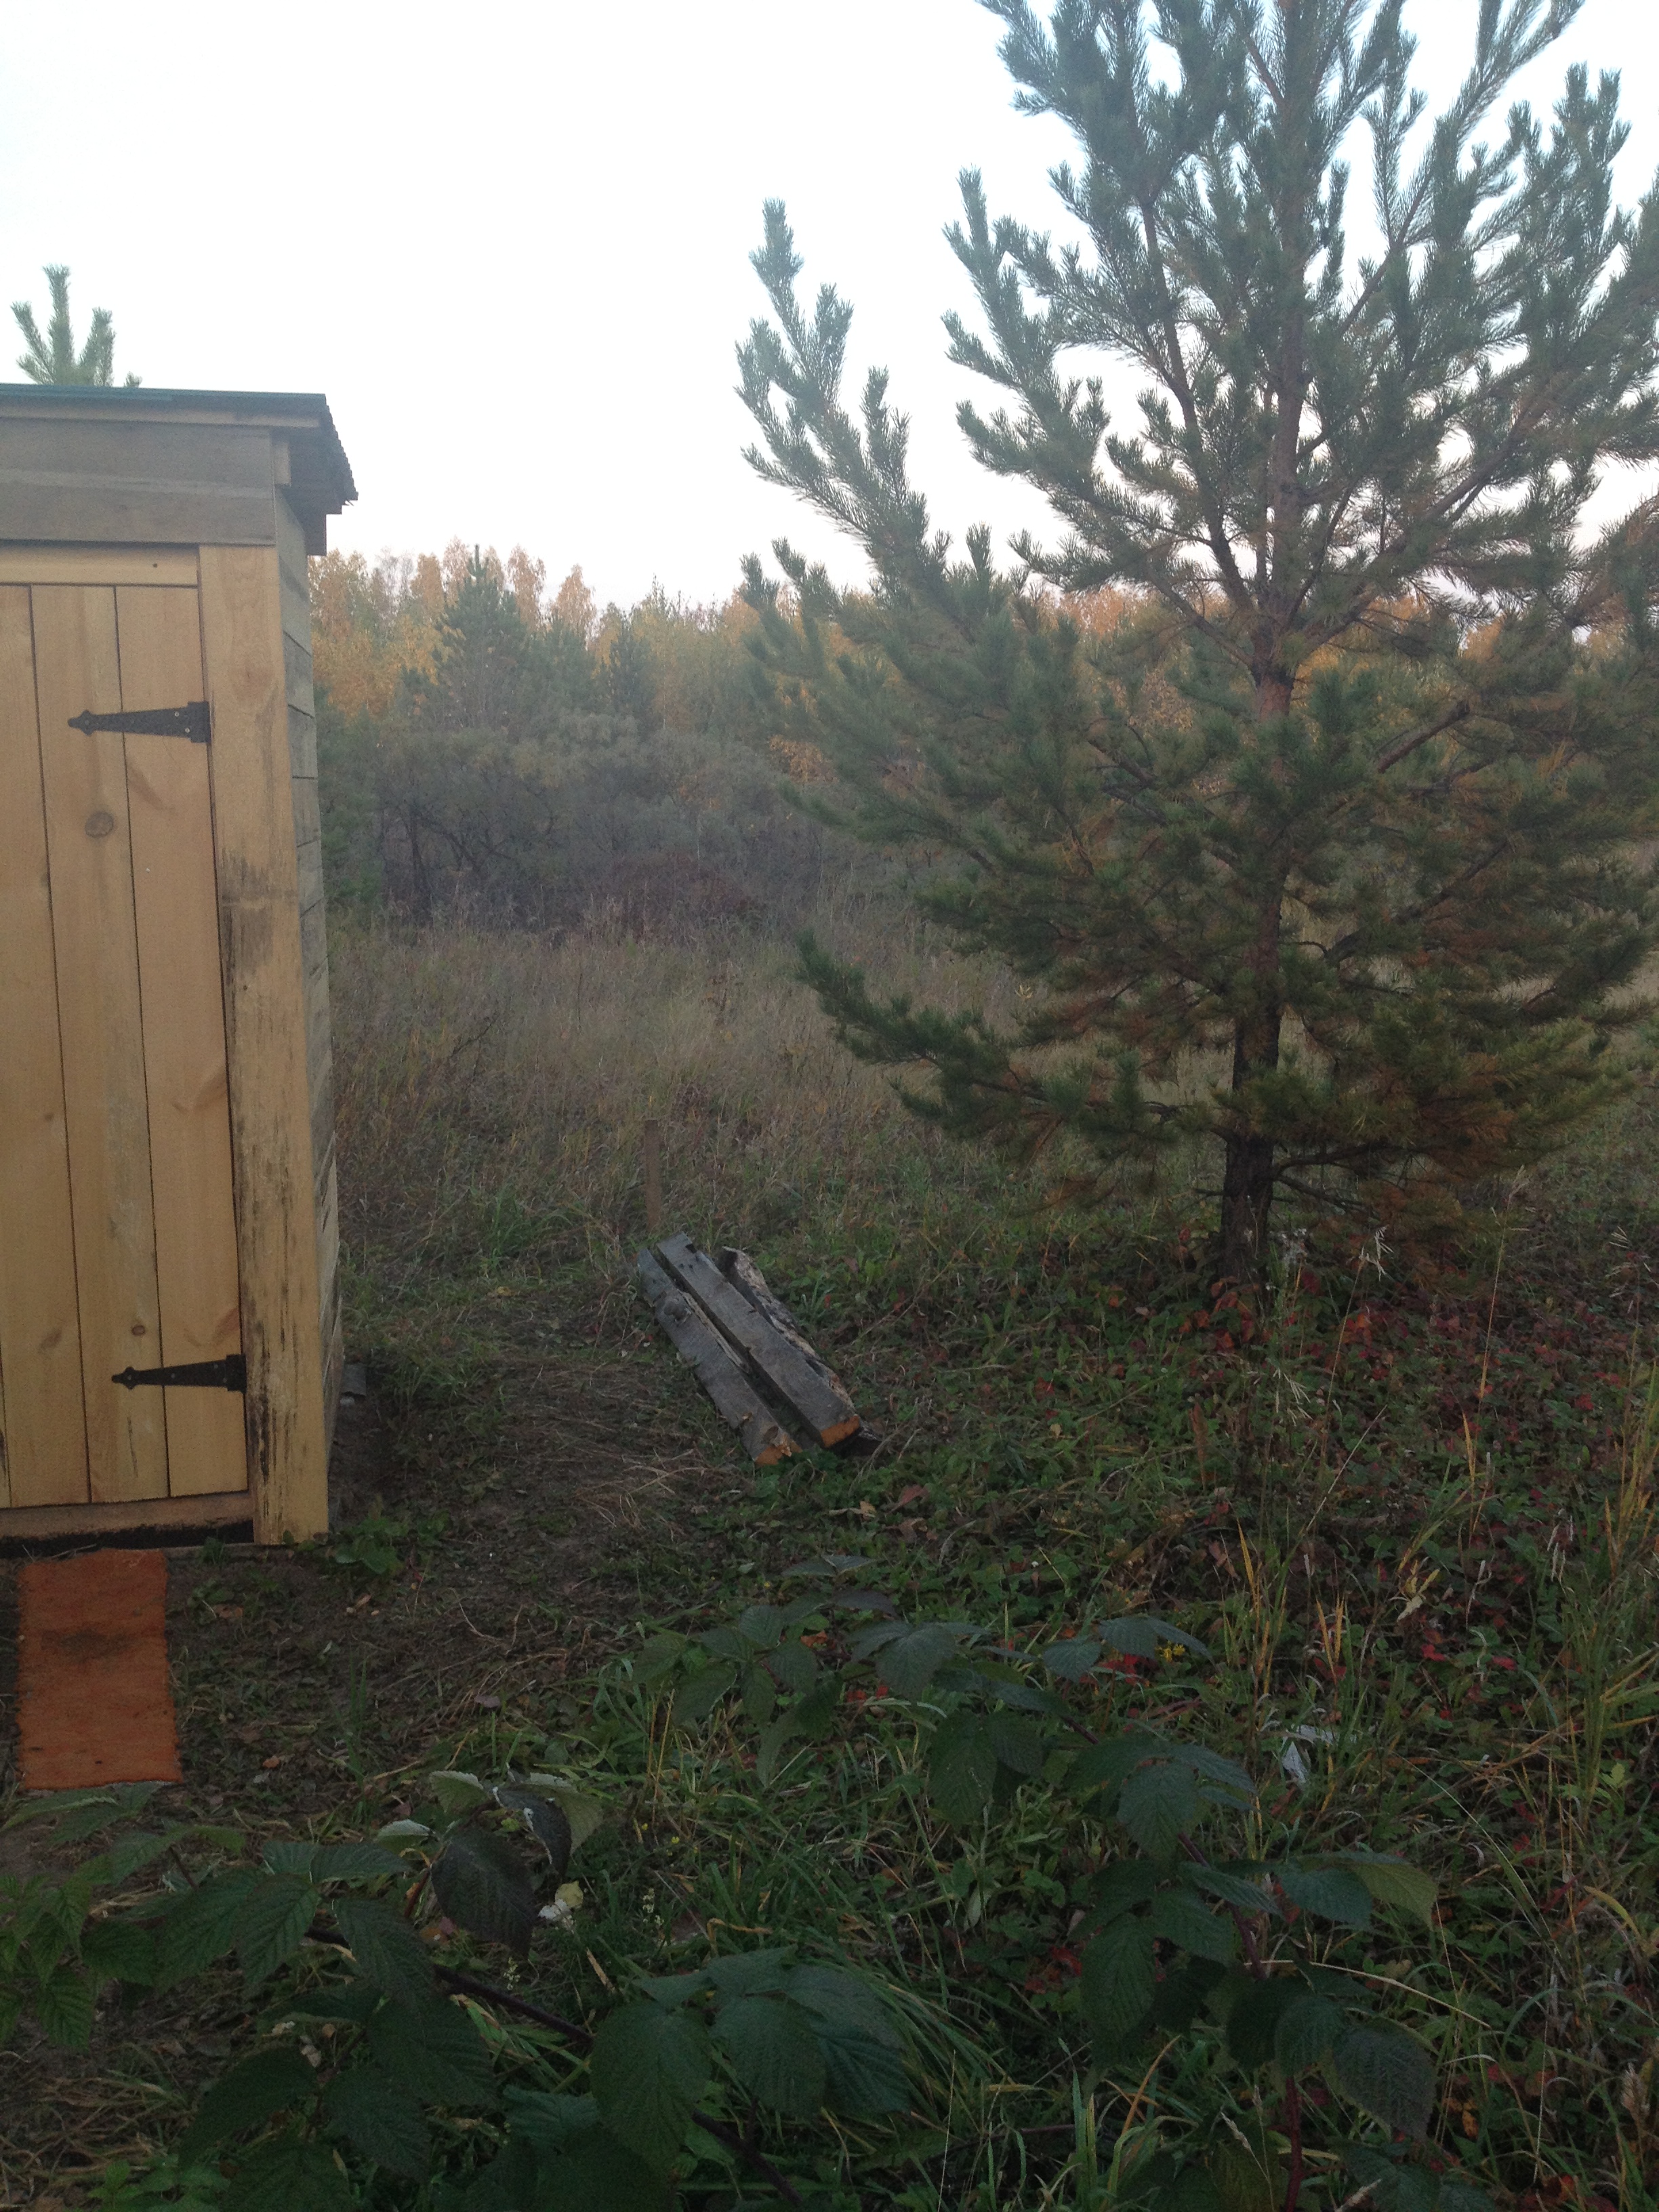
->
[0,586,87,1507]
[33,583,169,1504]
[657,1233,861,1447]
[637,1250,794,1465]
[117,584,248,1500]
[720,1246,881,1454]
[719,1248,844,1385]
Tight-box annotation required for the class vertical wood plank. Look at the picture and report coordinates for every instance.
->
[316,1152,343,1433]
[277,492,341,1449]
[117,586,248,1500]
[31,586,167,1503]
[198,546,328,1542]
[0,588,87,1507]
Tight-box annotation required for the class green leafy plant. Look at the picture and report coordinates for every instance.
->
[1,1770,586,2203]
[649,1576,1483,2212]
[3,1751,914,2207]
[0,1568,1502,2206]
[123,1769,592,2202]
[0,1784,240,2051]
[90,2153,228,2211]
[325,1503,449,1580]
[562,1946,912,2206]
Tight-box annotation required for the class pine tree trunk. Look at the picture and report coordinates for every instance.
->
[1217,667,1294,1284]
[1221,867,1286,1284]
[1220,1128,1276,1285]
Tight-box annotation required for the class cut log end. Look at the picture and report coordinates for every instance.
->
[818,1416,862,1449]
[745,1413,796,1465]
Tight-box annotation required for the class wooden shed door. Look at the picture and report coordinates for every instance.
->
[0,581,247,1510]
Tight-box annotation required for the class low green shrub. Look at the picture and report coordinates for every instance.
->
[0,1549,1491,2212]
[3,1749,913,2208]
[642,1571,1488,2212]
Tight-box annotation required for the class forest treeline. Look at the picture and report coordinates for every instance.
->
[310,542,1141,937]
[312,541,850,933]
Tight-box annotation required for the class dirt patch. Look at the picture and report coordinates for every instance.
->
[0,1307,747,2203]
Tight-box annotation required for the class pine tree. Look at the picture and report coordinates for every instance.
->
[12,265,138,386]
[405,552,594,736]
[738,0,1659,1280]
[600,610,658,728]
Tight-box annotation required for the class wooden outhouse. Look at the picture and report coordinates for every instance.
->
[0,385,354,1544]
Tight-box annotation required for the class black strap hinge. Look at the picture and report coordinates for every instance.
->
[69,701,211,744]
[112,1354,247,1393]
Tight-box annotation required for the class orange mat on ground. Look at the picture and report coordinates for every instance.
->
[16,1549,182,1790]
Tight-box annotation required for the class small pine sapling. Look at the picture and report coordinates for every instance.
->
[736,0,1659,1281]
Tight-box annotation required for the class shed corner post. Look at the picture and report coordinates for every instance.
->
[198,541,330,1546]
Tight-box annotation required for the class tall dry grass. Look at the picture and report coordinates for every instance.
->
[329,897,1027,1292]
[329,892,1659,1324]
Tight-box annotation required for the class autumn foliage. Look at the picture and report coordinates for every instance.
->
[310,541,840,930]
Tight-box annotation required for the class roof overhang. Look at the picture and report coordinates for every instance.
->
[0,384,356,554]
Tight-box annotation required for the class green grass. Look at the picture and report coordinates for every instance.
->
[10,918,1657,2208]
[503,1213,1655,2205]
[315,920,1659,2205]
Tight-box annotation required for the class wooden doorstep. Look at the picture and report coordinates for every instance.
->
[0,1490,252,1540]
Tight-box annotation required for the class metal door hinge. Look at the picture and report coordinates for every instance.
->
[112,1354,247,1393]
[69,701,211,744]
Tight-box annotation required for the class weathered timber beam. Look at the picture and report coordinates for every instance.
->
[718,1248,825,1363]
[657,1233,860,1448]
[636,1249,794,1465]
[719,1246,880,1455]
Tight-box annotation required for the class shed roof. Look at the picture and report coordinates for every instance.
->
[0,384,356,549]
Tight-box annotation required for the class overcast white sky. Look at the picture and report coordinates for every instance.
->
[1,1,1656,611]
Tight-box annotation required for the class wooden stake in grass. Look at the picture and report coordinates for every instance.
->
[643,1118,663,1236]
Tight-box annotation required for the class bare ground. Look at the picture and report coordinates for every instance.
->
[0,1296,743,2207]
